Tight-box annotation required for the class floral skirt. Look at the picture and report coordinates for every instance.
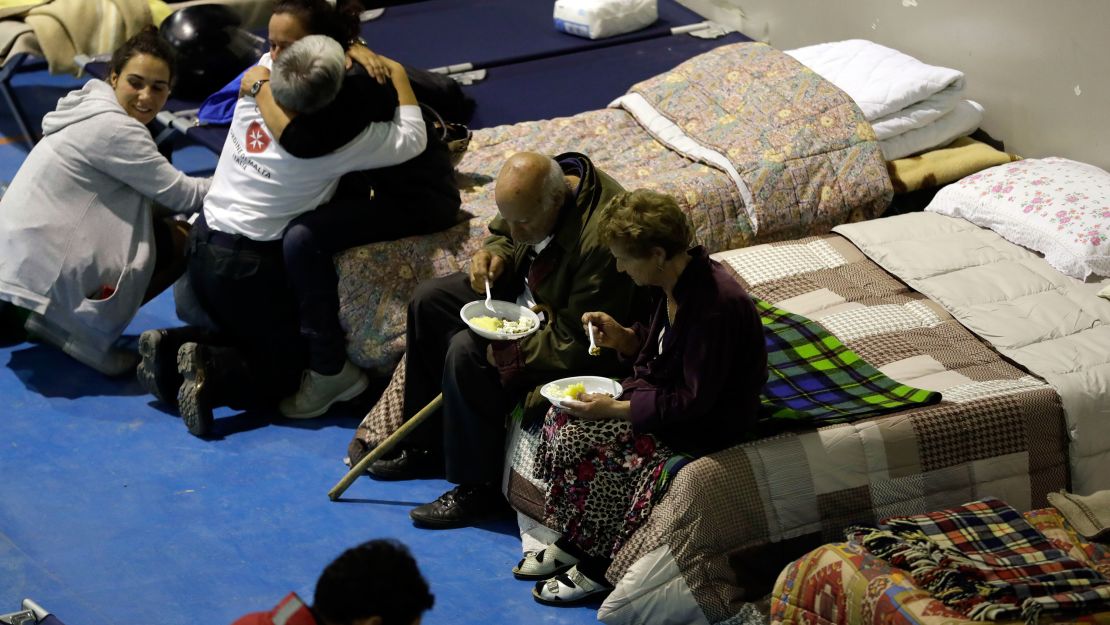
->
[533,407,689,560]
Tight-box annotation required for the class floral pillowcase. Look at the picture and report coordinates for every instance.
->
[926,157,1110,280]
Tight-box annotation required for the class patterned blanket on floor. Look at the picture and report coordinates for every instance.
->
[847,498,1110,624]
[335,41,891,374]
[772,508,1110,625]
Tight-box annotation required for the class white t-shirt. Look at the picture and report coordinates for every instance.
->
[203,54,427,241]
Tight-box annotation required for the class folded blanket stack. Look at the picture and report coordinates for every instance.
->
[787,39,984,161]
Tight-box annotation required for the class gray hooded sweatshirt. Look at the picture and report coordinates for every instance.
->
[0,79,210,351]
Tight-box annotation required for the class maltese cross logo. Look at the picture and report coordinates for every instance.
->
[245,121,270,154]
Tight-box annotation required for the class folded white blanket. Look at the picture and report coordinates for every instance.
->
[870,83,962,140]
[879,99,983,160]
[786,39,964,122]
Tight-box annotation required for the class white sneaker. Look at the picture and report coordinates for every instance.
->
[278,360,369,419]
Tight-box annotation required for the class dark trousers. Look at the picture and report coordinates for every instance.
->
[282,190,458,375]
[403,273,522,485]
[187,215,306,409]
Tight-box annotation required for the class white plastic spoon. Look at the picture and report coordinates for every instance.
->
[484,278,496,312]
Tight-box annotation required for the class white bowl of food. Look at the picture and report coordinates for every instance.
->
[459,299,541,341]
[540,375,623,409]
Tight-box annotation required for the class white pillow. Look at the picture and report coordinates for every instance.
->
[926,157,1110,280]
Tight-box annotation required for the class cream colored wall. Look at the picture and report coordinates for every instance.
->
[680,0,1110,169]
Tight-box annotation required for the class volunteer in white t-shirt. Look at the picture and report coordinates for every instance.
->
[168,35,425,437]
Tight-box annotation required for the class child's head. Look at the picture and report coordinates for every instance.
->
[314,539,434,625]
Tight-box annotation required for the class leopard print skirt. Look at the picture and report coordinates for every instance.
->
[534,407,686,559]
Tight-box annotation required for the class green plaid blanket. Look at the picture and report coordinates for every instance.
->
[847,498,1110,623]
[757,298,941,423]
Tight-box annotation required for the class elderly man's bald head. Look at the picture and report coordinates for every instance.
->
[494,152,568,244]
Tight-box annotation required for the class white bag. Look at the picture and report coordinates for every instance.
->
[553,0,658,40]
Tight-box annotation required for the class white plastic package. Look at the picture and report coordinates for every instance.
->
[553,0,658,40]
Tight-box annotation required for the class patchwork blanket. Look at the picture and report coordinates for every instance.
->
[847,498,1110,623]
[834,212,1110,495]
[772,507,1110,625]
[335,41,891,374]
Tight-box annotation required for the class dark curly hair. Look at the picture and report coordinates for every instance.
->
[273,0,361,48]
[108,26,177,84]
[313,539,435,625]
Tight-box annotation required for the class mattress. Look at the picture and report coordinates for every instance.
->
[539,224,1068,623]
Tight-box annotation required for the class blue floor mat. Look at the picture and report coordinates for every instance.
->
[0,293,602,625]
[0,80,600,625]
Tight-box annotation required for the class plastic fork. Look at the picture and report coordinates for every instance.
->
[484,278,496,312]
[588,321,601,356]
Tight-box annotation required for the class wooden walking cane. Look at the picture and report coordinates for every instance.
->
[328,393,444,501]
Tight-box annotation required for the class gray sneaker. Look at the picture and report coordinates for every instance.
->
[278,360,369,419]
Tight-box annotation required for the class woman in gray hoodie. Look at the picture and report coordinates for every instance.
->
[0,28,210,376]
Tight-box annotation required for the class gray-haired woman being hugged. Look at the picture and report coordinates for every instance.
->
[520,189,768,606]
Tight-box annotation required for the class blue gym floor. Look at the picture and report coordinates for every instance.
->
[0,71,599,625]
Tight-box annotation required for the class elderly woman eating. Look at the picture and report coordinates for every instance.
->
[520,189,769,606]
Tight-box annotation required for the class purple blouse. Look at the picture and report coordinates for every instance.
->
[620,246,767,455]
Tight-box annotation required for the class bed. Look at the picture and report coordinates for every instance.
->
[496,210,1088,624]
[336,40,893,373]
[514,212,1106,625]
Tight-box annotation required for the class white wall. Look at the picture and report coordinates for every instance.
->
[681,0,1110,169]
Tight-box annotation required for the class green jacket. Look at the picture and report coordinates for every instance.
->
[487,152,647,421]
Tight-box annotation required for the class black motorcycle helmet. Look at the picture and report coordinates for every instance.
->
[160,4,265,101]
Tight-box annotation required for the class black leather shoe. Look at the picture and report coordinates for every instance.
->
[410,484,512,529]
[367,447,444,480]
